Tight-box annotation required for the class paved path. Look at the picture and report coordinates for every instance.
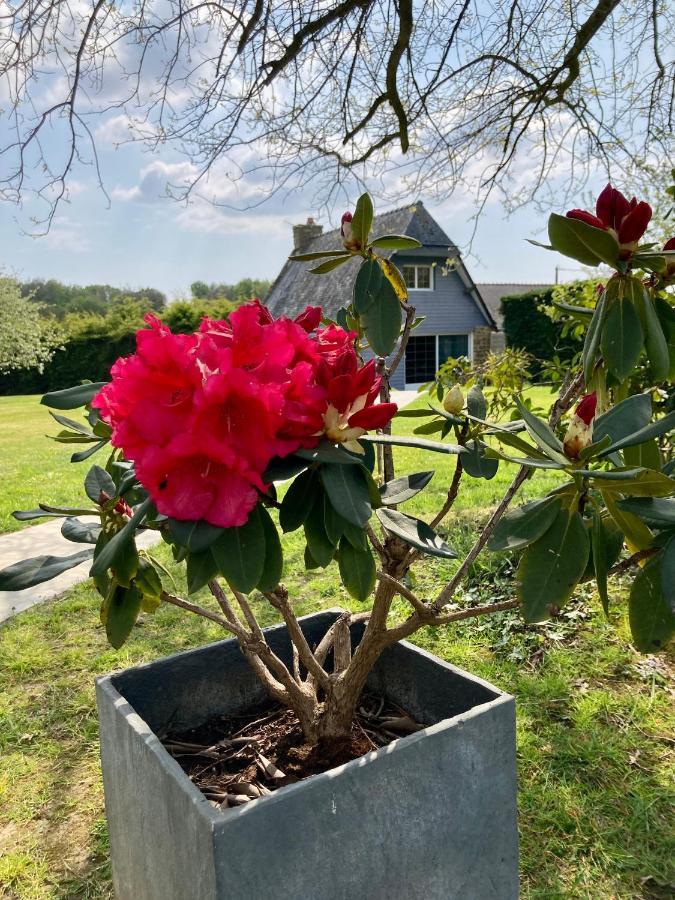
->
[0,390,420,624]
[0,519,160,624]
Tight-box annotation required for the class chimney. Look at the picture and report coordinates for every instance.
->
[293,217,323,251]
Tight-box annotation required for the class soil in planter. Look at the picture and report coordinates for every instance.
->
[163,693,423,811]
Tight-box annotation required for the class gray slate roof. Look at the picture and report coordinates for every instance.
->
[266,202,460,321]
[475,283,552,329]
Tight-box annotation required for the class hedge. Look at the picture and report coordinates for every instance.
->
[501,288,580,376]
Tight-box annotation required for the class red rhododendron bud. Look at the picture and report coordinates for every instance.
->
[341,211,360,251]
[563,392,597,459]
[566,184,651,251]
[114,499,133,518]
[664,237,675,251]
[92,303,397,527]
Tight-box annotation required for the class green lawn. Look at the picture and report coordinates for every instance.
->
[0,390,674,897]
[0,396,92,534]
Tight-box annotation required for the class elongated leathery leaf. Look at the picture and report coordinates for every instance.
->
[186,549,218,595]
[600,292,644,383]
[629,278,669,380]
[376,508,457,559]
[212,506,265,593]
[582,291,607,385]
[304,492,336,568]
[41,382,107,410]
[379,471,435,505]
[104,583,143,649]
[90,498,151,579]
[0,549,94,591]
[361,273,401,356]
[488,496,561,552]
[628,556,675,652]
[61,517,101,544]
[257,505,283,591]
[593,393,652,445]
[517,506,589,622]
[353,259,384,314]
[279,468,319,532]
[165,518,223,553]
[84,465,116,503]
[615,497,675,529]
[590,507,610,616]
[338,537,376,602]
[661,536,675,615]
[321,464,372,528]
[548,213,620,267]
[598,410,675,457]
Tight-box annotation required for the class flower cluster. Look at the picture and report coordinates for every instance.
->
[567,184,652,251]
[92,302,397,528]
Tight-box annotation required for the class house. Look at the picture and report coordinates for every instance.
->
[265,202,498,389]
[474,283,553,353]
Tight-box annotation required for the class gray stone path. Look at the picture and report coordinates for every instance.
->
[0,389,421,623]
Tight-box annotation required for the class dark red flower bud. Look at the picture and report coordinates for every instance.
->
[294,306,322,333]
[566,209,607,230]
[348,403,398,430]
[617,201,651,245]
[595,184,630,230]
[575,392,597,426]
[663,237,675,251]
[114,499,133,518]
[596,283,605,296]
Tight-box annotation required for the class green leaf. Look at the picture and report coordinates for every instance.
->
[395,407,437,418]
[12,507,87,522]
[632,282,670,380]
[376,508,457,559]
[289,250,351,262]
[623,439,662,470]
[49,412,96,436]
[257,506,283,591]
[547,213,619,267]
[598,411,675,457]
[212,506,266,593]
[601,489,653,551]
[105,584,143,649]
[628,556,675,652]
[488,496,562,552]
[483,446,565,470]
[379,471,435,505]
[466,386,487,421]
[279,468,319,532]
[553,300,594,319]
[164,518,223,553]
[71,440,108,463]
[353,259,384,314]
[582,291,607,385]
[369,234,422,250]
[460,440,499,480]
[494,431,547,459]
[0,549,94,591]
[515,397,566,461]
[661,536,675,615]
[593,467,674,496]
[615,497,675,529]
[594,394,652,445]
[320,464,372,528]
[361,274,401,356]
[263,455,308,483]
[112,537,139,588]
[338,538,375,602]
[186,549,218,595]
[304,493,336,567]
[578,433,613,461]
[61,517,101,544]
[134,557,163,599]
[413,420,444,435]
[90,498,151,579]
[84,465,116,503]
[39,502,98,516]
[296,441,361,466]
[41,382,107,410]
[600,292,644,382]
[361,433,465,455]
[590,507,610,616]
[517,507,589,622]
[351,193,374,247]
[309,256,352,275]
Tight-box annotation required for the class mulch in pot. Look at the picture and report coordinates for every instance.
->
[162,693,423,811]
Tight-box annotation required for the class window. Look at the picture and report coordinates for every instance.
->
[405,336,437,384]
[405,334,471,385]
[438,334,469,362]
[401,265,433,291]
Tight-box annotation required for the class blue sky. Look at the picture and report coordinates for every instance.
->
[0,118,596,298]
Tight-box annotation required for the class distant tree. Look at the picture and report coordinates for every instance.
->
[20,280,166,318]
[191,281,210,300]
[0,278,64,374]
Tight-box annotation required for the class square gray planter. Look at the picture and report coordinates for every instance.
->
[96,608,519,899]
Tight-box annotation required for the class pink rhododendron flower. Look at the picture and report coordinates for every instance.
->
[92,303,397,527]
[563,392,597,460]
[566,184,652,251]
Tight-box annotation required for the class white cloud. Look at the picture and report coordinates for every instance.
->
[37,215,93,253]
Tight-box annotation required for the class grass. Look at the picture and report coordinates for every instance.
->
[1,388,674,897]
[0,396,92,534]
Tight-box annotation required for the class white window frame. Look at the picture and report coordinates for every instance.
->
[402,264,434,291]
[404,332,473,388]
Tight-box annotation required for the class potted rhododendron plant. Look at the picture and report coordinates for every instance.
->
[2,189,673,899]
